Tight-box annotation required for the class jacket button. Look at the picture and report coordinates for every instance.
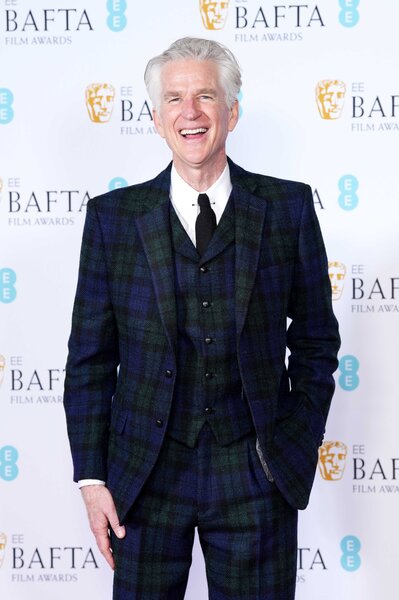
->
[204,407,213,415]
[204,336,213,344]
[204,372,213,379]
[200,265,208,273]
[202,300,211,308]
[156,419,164,427]
[165,369,173,378]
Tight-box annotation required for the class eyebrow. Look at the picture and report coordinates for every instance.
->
[163,88,218,99]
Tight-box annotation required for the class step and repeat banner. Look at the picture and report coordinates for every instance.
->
[1,1,398,598]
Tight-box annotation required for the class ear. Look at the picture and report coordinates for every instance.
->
[228,99,239,132]
[153,108,165,139]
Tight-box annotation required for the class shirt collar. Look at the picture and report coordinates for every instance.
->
[170,163,232,226]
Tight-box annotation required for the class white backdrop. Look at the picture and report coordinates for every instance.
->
[1,1,398,598]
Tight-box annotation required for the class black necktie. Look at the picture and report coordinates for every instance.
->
[195,193,216,256]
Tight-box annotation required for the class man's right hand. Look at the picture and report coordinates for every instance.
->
[81,485,126,570]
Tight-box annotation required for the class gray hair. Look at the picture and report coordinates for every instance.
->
[144,37,241,111]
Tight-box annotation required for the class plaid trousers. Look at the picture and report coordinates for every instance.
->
[111,425,298,600]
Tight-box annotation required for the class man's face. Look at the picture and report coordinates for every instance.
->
[319,444,347,481]
[316,81,346,120]
[200,0,229,30]
[86,84,115,123]
[153,59,239,179]
[328,263,346,300]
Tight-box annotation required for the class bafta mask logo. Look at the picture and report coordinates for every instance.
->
[85,83,115,123]
[316,80,346,120]
[318,441,348,481]
[0,354,5,388]
[328,261,346,300]
[0,532,6,568]
[200,0,230,30]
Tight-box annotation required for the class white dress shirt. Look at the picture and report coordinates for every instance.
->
[78,162,233,489]
[170,162,232,246]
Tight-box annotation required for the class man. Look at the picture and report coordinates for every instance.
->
[64,37,340,599]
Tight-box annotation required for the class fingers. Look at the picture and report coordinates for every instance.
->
[81,485,125,570]
[92,516,115,570]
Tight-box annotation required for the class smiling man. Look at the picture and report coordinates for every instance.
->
[64,37,340,600]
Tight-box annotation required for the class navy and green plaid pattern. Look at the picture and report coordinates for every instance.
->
[64,159,340,523]
[111,425,297,600]
[167,197,254,447]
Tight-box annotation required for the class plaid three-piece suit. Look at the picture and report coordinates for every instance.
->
[64,159,340,599]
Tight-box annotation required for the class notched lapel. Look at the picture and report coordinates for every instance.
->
[135,196,177,353]
[234,186,268,339]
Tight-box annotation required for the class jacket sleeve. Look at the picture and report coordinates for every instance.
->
[63,199,119,482]
[286,185,340,445]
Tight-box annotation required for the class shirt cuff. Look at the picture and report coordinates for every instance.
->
[78,479,106,488]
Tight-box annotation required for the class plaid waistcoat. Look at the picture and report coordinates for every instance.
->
[167,197,254,447]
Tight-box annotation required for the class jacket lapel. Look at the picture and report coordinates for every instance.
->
[134,169,177,353]
[231,164,268,339]
[133,160,268,350]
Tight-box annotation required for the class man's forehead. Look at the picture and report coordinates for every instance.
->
[160,60,220,88]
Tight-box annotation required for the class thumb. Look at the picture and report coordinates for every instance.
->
[108,513,126,539]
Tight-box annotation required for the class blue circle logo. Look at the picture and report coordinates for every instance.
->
[338,175,359,211]
[0,268,17,303]
[237,90,243,119]
[109,177,128,191]
[107,0,127,31]
[341,535,361,571]
[0,445,19,481]
[339,355,360,391]
[339,0,360,28]
[0,89,14,124]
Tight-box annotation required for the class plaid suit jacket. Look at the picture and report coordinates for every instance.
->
[64,159,340,521]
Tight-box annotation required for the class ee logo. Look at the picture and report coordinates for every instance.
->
[237,90,243,119]
[339,0,360,28]
[338,175,359,211]
[109,177,128,191]
[0,268,17,303]
[0,446,19,481]
[341,535,361,571]
[339,355,360,391]
[107,0,127,32]
[0,89,14,124]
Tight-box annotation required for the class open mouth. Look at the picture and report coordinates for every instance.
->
[180,127,208,138]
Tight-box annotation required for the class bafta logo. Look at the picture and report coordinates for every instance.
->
[85,83,115,123]
[316,80,346,120]
[0,532,6,568]
[318,441,348,481]
[0,354,5,388]
[200,0,230,30]
[328,261,346,300]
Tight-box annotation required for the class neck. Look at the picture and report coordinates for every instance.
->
[173,157,227,192]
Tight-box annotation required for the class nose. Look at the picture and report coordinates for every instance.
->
[181,97,201,120]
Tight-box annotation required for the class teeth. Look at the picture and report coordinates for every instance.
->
[180,128,207,136]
